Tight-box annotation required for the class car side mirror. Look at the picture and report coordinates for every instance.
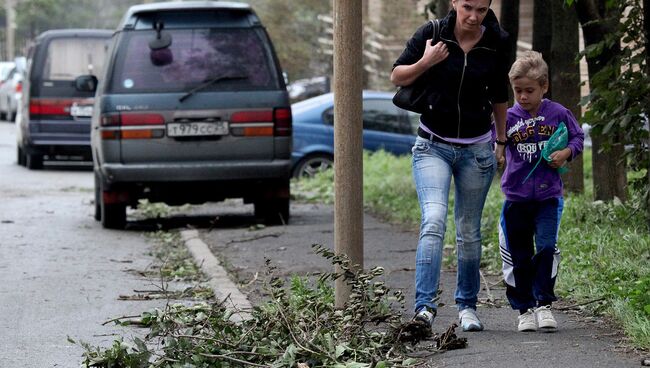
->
[75,75,98,92]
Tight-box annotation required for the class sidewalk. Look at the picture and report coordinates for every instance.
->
[189,202,644,368]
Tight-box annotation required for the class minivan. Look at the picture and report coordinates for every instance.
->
[16,29,112,169]
[85,2,292,229]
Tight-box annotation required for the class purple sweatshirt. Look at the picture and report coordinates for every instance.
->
[501,99,584,201]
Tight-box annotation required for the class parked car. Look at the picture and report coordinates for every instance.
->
[291,91,418,178]
[0,61,14,82]
[0,66,23,121]
[16,29,112,169]
[86,1,291,229]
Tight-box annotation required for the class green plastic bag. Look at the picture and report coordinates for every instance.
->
[522,122,568,184]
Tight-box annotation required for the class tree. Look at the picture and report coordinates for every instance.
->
[533,0,552,99]
[550,0,583,192]
[248,0,331,82]
[500,0,519,70]
[572,0,631,202]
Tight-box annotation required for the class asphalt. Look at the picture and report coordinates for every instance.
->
[184,201,647,368]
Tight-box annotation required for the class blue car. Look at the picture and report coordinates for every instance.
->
[291,90,418,178]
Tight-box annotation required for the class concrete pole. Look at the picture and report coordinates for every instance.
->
[333,0,363,309]
[5,0,15,60]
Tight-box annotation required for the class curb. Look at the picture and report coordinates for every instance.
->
[180,229,252,321]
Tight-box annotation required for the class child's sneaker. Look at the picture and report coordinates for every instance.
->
[517,309,537,332]
[458,308,484,331]
[535,305,557,332]
[413,306,436,329]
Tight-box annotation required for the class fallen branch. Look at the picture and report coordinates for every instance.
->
[226,233,284,244]
[200,353,270,367]
[479,270,494,302]
[101,315,146,326]
[555,297,607,311]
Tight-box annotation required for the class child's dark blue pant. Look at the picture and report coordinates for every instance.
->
[498,197,563,311]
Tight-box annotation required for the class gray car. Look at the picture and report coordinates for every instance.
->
[86,1,292,229]
[16,29,112,169]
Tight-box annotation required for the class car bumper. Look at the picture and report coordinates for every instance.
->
[99,160,291,183]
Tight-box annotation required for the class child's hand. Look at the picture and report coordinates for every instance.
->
[548,148,571,169]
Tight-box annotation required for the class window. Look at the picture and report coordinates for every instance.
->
[43,37,108,80]
[109,28,277,93]
[362,99,406,134]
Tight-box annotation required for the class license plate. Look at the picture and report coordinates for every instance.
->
[167,121,229,137]
[70,103,93,117]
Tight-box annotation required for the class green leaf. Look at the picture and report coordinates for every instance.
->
[402,358,419,366]
[336,344,347,358]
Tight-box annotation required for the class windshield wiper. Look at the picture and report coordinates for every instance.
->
[179,75,248,102]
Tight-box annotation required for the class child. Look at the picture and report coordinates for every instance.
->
[498,51,584,332]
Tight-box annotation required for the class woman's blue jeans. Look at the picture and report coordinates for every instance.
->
[412,136,496,312]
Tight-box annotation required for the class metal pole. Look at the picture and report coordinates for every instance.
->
[333,0,363,309]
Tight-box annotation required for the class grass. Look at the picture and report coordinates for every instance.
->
[292,148,650,349]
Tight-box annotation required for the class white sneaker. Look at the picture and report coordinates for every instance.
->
[517,309,537,332]
[459,308,484,331]
[535,305,558,332]
[413,307,436,329]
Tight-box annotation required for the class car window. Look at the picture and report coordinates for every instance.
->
[43,37,108,80]
[362,99,408,134]
[321,99,412,134]
[108,28,277,93]
[407,111,419,134]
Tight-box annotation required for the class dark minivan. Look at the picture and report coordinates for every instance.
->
[88,2,292,229]
[16,29,112,169]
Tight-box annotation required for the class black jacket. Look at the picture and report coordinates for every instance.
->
[393,9,510,139]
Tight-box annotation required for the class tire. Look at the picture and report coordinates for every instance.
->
[26,152,43,170]
[254,197,290,225]
[293,154,334,179]
[100,197,126,229]
[94,174,101,221]
[16,146,26,166]
[98,178,127,229]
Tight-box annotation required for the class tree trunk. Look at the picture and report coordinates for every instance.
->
[643,0,650,229]
[550,0,583,193]
[533,0,552,99]
[574,0,627,201]
[500,0,519,103]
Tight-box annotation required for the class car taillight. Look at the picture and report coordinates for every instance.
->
[15,81,22,94]
[230,108,291,137]
[100,112,165,127]
[274,108,292,136]
[29,99,70,116]
[100,112,165,140]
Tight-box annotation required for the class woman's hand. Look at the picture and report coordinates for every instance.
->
[422,39,449,68]
[495,144,505,169]
[548,148,571,168]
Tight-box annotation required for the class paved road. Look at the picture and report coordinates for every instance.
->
[0,122,174,367]
[198,202,646,368]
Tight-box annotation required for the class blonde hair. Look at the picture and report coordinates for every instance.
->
[508,51,548,86]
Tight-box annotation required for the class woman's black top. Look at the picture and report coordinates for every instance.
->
[393,9,510,139]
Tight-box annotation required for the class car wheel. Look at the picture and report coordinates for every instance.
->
[294,154,334,179]
[254,197,290,225]
[100,194,126,229]
[16,146,26,166]
[26,152,43,170]
[94,174,101,221]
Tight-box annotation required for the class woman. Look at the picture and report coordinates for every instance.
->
[390,0,510,332]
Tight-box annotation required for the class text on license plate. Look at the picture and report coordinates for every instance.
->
[167,121,229,137]
[70,104,93,117]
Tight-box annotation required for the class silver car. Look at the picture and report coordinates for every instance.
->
[86,2,292,229]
